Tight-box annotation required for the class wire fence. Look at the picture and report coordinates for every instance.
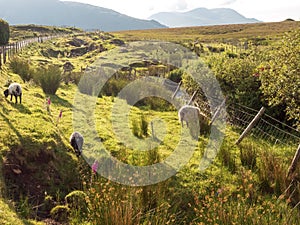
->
[227,103,300,148]
[163,79,300,150]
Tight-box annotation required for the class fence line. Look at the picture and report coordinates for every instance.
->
[163,79,299,149]
[226,102,300,148]
[0,35,62,69]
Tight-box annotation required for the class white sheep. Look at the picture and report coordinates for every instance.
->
[178,105,210,136]
[178,105,201,127]
[70,131,84,157]
[4,82,22,104]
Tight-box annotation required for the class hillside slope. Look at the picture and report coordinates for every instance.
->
[0,30,125,223]
[0,0,167,31]
[0,68,82,220]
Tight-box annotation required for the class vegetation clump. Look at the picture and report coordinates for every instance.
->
[34,64,62,95]
[0,18,10,45]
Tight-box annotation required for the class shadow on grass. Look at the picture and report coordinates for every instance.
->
[49,94,73,108]
[0,110,23,143]
[12,103,32,114]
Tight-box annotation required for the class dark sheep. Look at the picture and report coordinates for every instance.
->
[70,131,84,157]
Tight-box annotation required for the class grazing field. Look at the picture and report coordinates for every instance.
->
[0,22,299,224]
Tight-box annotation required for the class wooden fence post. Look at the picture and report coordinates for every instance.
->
[0,48,2,69]
[3,47,6,64]
[172,81,182,99]
[188,90,198,105]
[235,107,265,145]
[287,144,300,178]
[210,97,227,126]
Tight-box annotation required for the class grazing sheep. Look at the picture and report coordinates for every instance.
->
[178,105,202,128]
[4,82,22,104]
[178,105,210,137]
[70,132,84,157]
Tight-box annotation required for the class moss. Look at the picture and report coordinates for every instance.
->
[50,205,70,223]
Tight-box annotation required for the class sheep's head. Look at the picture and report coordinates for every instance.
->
[4,89,9,98]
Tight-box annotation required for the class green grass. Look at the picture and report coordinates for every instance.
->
[0,28,299,224]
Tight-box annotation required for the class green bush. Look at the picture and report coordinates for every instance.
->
[167,69,184,83]
[34,64,62,95]
[0,19,9,45]
[9,56,34,82]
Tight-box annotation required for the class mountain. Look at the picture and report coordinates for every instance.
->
[149,8,260,27]
[0,0,166,31]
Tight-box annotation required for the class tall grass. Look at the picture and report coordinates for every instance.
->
[9,56,34,82]
[34,64,62,95]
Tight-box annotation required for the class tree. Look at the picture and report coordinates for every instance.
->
[259,30,300,128]
[0,19,10,45]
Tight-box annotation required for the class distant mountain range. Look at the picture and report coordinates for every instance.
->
[149,8,260,27]
[0,0,260,31]
[0,0,166,31]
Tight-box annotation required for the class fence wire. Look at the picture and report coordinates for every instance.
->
[165,79,300,149]
[226,103,300,149]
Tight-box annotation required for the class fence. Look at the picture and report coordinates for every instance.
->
[0,35,61,69]
[226,103,300,148]
[164,79,300,150]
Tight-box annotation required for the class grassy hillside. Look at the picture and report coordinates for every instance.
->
[0,24,299,224]
[113,20,300,43]
[10,24,82,42]
[0,30,119,223]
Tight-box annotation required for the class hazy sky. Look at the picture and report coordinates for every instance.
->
[62,0,300,22]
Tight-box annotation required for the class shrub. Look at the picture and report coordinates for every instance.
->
[9,56,34,82]
[0,19,9,45]
[167,69,184,83]
[34,64,62,95]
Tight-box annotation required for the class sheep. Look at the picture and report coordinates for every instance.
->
[178,105,202,128]
[4,82,22,104]
[178,105,210,137]
[70,131,84,157]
